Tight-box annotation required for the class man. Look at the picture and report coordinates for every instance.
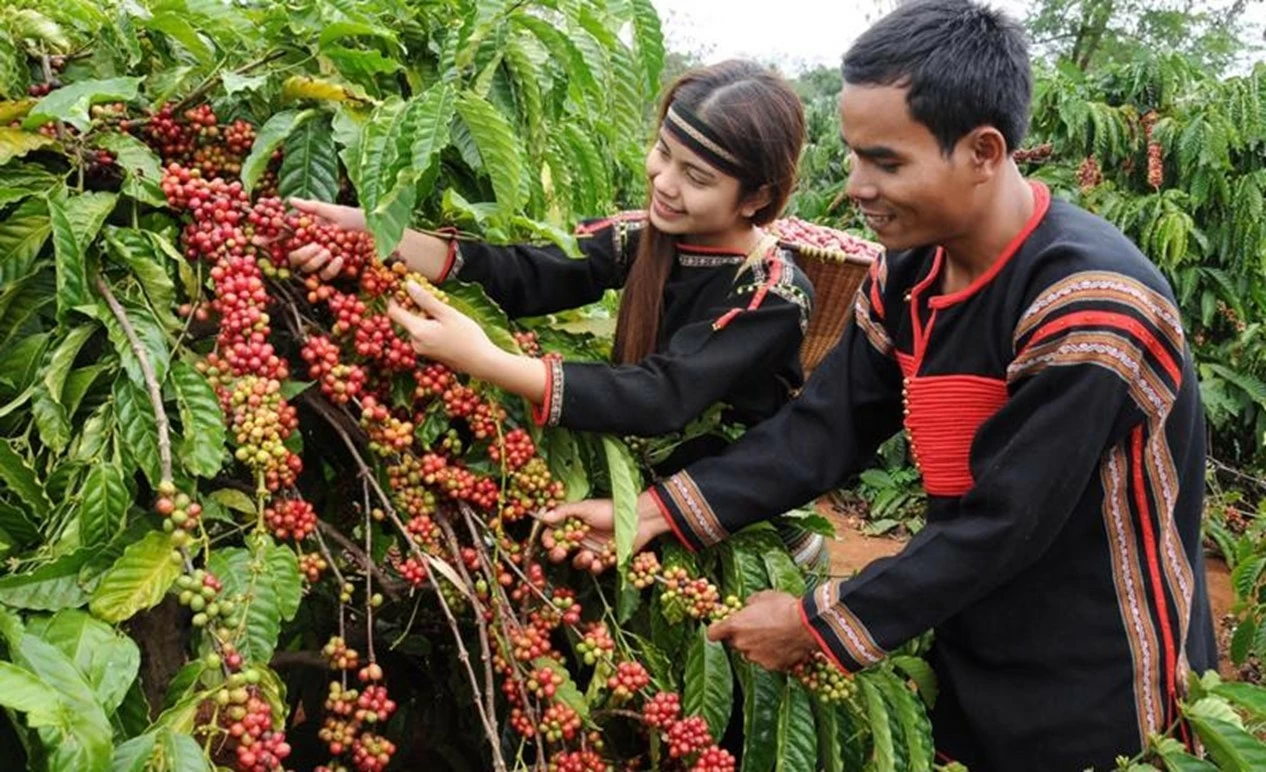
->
[543,0,1217,768]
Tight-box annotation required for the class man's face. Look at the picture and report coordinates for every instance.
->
[839,83,977,252]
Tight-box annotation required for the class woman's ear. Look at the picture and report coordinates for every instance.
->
[740,184,773,219]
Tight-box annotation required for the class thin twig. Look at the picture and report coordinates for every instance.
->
[439,517,498,733]
[363,482,376,663]
[317,520,404,602]
[95,274,173,482]
[305,393,506,770]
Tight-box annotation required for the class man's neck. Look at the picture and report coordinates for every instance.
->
[939,170,1034,295]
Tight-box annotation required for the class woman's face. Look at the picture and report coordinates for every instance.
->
[645,128,754,245]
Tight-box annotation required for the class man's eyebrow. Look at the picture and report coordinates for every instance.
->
[851,144,902,160]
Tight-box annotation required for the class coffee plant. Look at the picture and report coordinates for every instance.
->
[0,2,937,771]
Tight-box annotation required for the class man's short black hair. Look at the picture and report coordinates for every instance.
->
[842,0,1032,154]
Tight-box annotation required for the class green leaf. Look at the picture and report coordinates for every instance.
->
[221,72,269,96]
[860,676,896,772]
[209,488,256,515]
[1232,555,1266,604]
[78,462,129,548]
[1153,735,1219,772]
[241,109,316,194]
[1212,681,1266,719]
[36,608,140,713]
[629,0,665,92]
[890,655,938,708]
[170,361,225,478]
[94,132,163,184]
[279,115,340,203]
[0,31,30,99]
[145,14,213,64]
[1188,715,1266,770]
[90,531,182,623]
[15,633,113,772]
[762,547,806,596]
[0,126,56,164]
[543,428,590,502]
[0,661,61,727]
[159,728,212,772]
[265,541,303,621]
[602,436,641,569]
[114,379,163,486]
[110,732,158,772]
[455,91,525,211]
[776,680,818,772]
[684,626,734,739]
[102,227,179,330]
[875,670,933,772]
[532,657,589,721]
[735,657,784,772]
[318,20,399,50]
[23,77,142,133]
[443,281,520,353]
[48,190,90,322]
[209,544,286,663]
[11,10,71,52]
[0,439,51,514]
[0,550,91,610]
[72,400,115,464]
[0,200,51,285]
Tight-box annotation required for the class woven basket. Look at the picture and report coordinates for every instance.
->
[768,218,881,375]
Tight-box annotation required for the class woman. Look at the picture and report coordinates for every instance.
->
[289,60,826,572]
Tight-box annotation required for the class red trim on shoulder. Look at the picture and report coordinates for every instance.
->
[1023,309,1181,383]
[711,245,785,330]
[929,181,1051,309]
[574,210,647,236]
[649,487,696,552]
[797,600,850,674]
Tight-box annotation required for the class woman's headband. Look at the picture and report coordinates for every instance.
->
[663,102,744,178]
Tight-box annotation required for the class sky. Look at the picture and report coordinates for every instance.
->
[650,0,1265,75]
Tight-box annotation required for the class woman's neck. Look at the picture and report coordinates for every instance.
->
[678,223,762,253]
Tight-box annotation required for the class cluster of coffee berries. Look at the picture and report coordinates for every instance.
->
[360,395,415,456]
[223,375,302,491]
[642,691,682,729]
[654,566,742,623]
[576,622,616,665]
[546,517,592,563]
[302,335,367,404]
[606,661,651,702]
[264,496,318,541]
[323,635,361,671]
[174,568,239,630]
[300,552,329,584]
[791,652,857,706]
[202,677,291,772]
[1012,143,1053,164]
[1077,155,1102,193]
[155,481,204,545]
[627,551,661,590]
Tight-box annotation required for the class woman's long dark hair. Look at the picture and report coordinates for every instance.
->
[612,60,806,364]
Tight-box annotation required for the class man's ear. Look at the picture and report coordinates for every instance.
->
[740,184,774,219]
[965,126,1009,179]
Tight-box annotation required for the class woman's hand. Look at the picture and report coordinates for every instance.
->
[285,198,367,280]
[386,282,501,377]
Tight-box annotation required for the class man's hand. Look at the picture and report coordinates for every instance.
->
[386,282,499,376]
[285,198,367,280]
[538,493,672,574]
[707,590,820,671]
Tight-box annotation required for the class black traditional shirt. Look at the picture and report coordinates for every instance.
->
[648,183,1217,770]
[438,211,814,451]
